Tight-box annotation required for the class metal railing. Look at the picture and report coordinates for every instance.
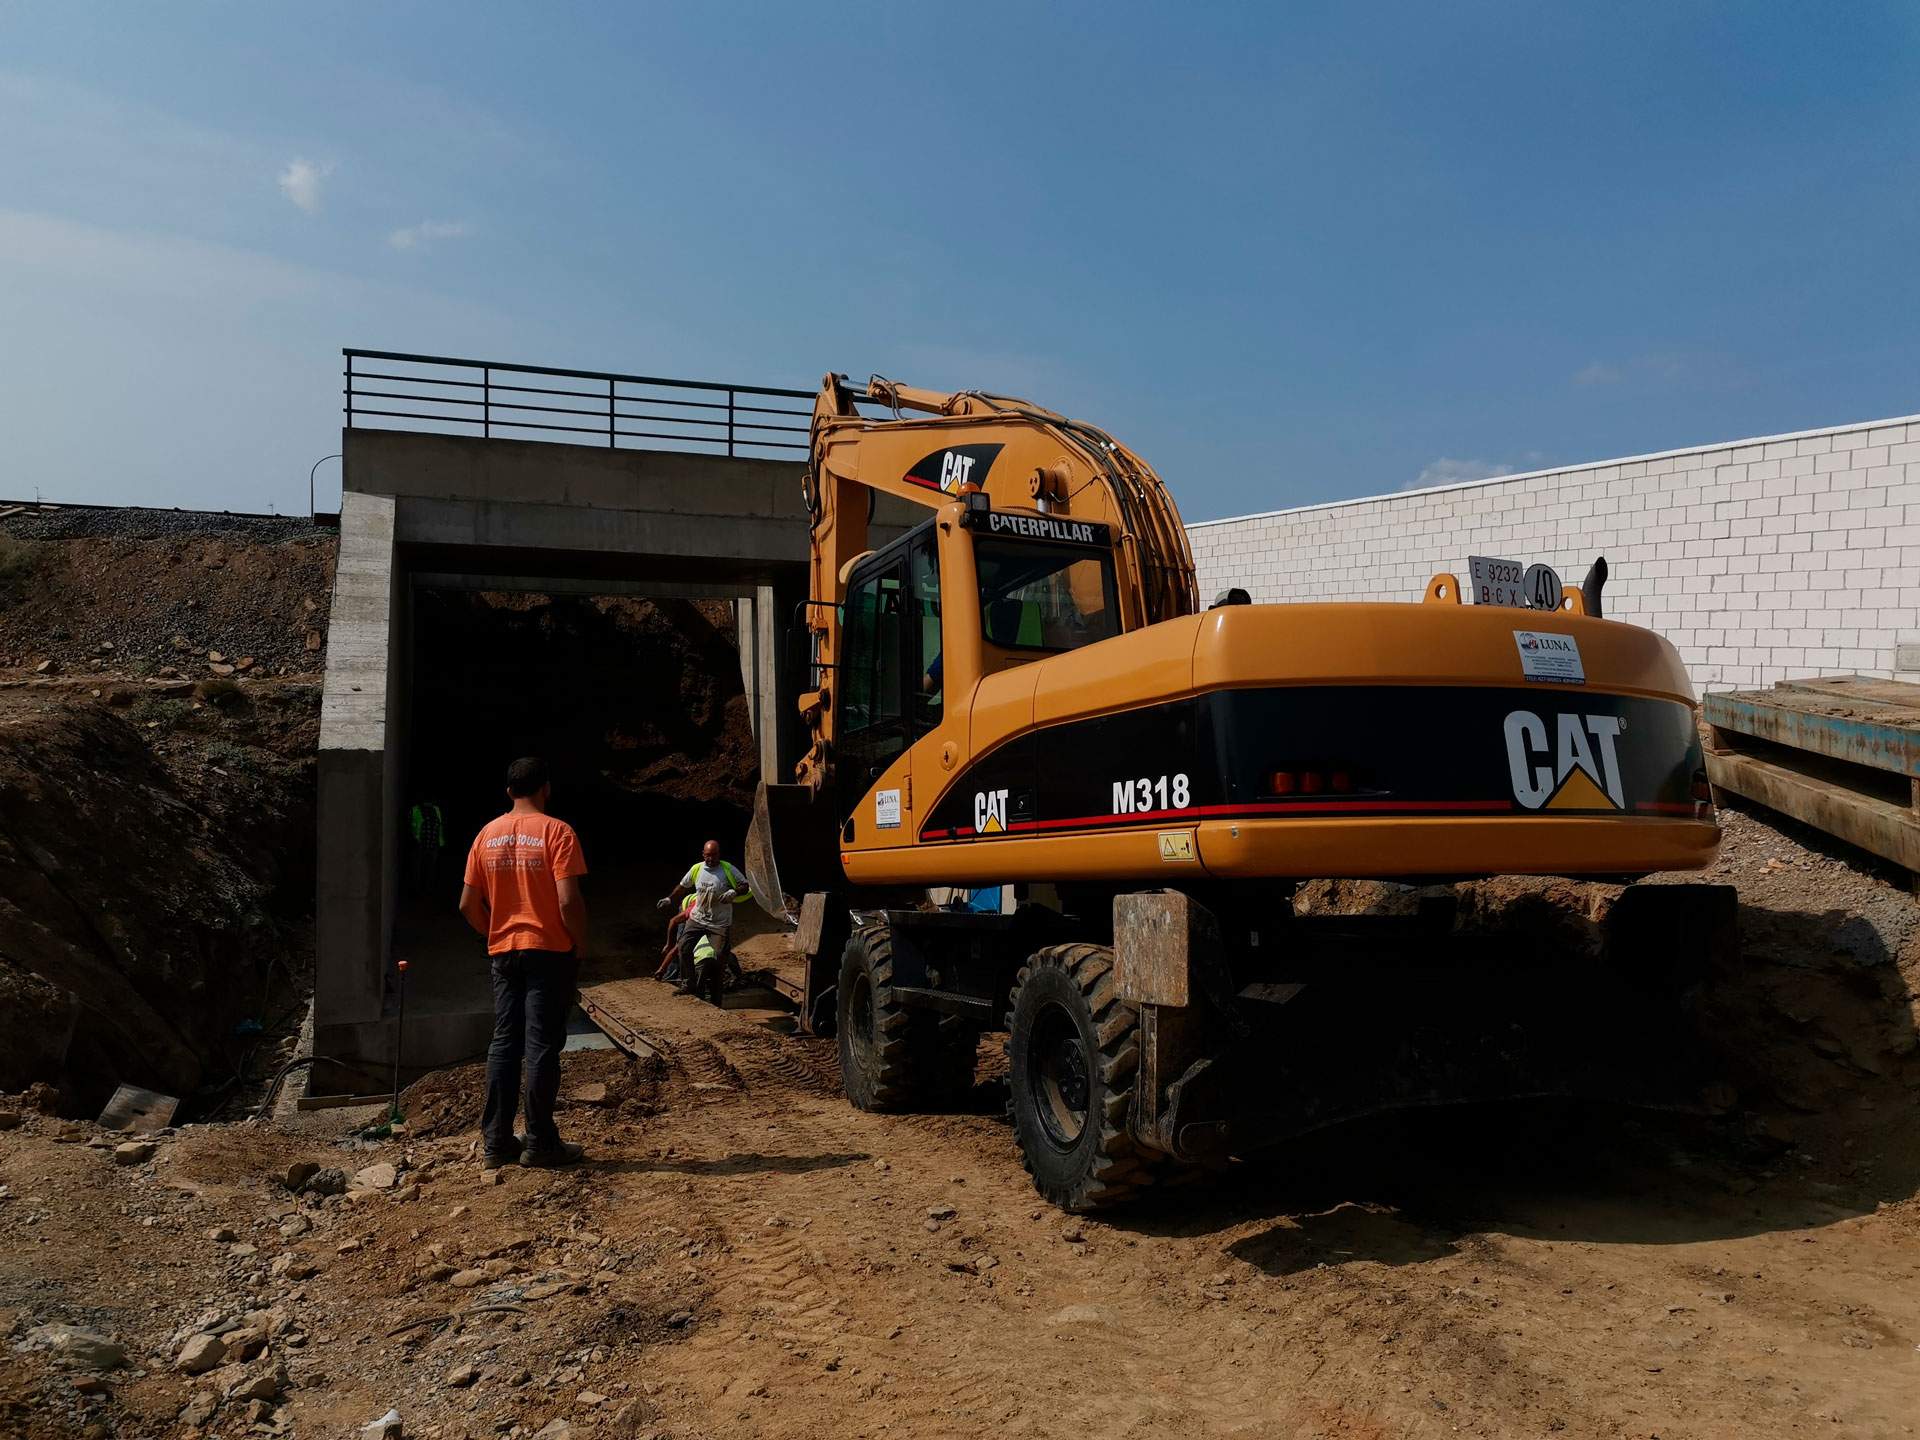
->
[343,349,813,456]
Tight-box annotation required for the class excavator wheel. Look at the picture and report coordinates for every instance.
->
[836,922,977,1112]
[1005,943,1157,1211]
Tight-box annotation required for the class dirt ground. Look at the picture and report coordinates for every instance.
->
[5,797,1920,1440]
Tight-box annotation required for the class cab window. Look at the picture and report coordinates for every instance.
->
[976,541,1118,654]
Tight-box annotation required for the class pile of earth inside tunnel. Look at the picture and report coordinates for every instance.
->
[405,592,759,872]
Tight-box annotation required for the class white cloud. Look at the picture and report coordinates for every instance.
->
[278,158,332,214]
[1573,360,1621,387]
[388,219,472,251]
[1406,457,1517,491]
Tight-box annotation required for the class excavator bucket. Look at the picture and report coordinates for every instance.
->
[746,782,842,925]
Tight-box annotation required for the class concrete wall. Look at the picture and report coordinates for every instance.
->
[1188,414,1920,691]
[315,491,401,1059]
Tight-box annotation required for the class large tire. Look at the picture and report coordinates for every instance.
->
[837,923,978,1112]
[1005,944,1156,1211]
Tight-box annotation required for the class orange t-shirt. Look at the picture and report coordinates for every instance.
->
[463,811,587,955]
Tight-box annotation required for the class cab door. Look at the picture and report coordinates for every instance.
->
[837,551,912,835]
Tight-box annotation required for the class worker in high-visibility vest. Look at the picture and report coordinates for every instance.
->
[656,839,750,997]
[409,798,447,894]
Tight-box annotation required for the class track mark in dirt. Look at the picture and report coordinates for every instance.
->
[664,1036,746,1098]
[713,1025,842,1098]
[714,1223,864,1350]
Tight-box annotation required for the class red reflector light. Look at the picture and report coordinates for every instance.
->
[1329,770,1353,794]
[1270,771,1297,795]
[1301,771,1326,794]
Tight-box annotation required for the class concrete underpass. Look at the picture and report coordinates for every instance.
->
[314,358,912,1086]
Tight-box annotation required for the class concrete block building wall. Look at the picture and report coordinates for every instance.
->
[1186,414,1920,692]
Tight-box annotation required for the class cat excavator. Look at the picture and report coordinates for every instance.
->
[747,373,1729,1210]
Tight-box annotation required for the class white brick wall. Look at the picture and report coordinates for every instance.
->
[1186,414,1920,693]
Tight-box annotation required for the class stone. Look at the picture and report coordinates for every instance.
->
[113,1141,157,1165]
[0,1109,20,1129]
[269,1253,318,1280]
[360,1407,404,1439]
[175,1333,228,1374]
[305,630,323,652]
[449,1269,487,1288]
[338,1239,363,1254]
[207,650,224,663]
[34,659,56,674]
[224,1356,287,1402]
[179,1392,219,1426]
[206,1226,236,1242]
[568,1082,609,1106]
[926,1204,956,1220]
[279,1213,311,1238]
[209,662,236,676]
[222,1326,267,1361]
[354,1162,398,1191]
[534,1422,573,1440]
[665,1310,693,1329]
[246,1399,276,1424]
[306,1167,348,1196]
[229,1242,258,1258]
[71,1375,109,1395]
[578,1390,608,1406]
[448,1205,469,1221]
[447,1362,478,1388]
[284,1161,320,1192]
[171,635,193,652]
[28,1325,127,1370]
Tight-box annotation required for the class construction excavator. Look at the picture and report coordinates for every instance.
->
[747,374,1730,1210]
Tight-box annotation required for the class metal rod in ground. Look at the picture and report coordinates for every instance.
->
[390,960,409,1121]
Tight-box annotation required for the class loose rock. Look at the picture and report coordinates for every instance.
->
[284,1161,320,1192]
[361,1407,404,1439]
[28,1324,127,1370]
[175,1333,228,1375]
[354,1162,398,1191]
[113,1140,156,1165]
[447,1362,477,1388]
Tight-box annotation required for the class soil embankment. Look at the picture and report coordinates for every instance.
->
[0,510,333,1116]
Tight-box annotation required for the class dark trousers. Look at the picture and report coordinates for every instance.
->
[483,949,578,1158]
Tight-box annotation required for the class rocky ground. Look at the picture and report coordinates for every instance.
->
[0,506,329,1116]
[4,795,1920,1440]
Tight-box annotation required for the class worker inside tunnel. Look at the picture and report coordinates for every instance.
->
[395,584,764,994]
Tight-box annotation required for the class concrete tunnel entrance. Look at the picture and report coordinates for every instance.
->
[390,584,763,1027]
[313,420,920,1090]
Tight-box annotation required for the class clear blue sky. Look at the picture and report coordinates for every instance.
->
[3,3,1915,520]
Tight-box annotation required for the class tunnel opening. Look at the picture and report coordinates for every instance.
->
[397,586,761,988]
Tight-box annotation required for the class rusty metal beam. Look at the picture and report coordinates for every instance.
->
[1706,749,1920,872]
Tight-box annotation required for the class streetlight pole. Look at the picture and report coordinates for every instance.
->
[309,453,342,521]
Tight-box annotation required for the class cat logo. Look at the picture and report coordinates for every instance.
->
[938,451,977,493]
[973,788,1010,834]
[1504,710,1625,811]
[904,443,1004,495]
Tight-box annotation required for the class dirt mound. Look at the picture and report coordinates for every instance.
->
[0,689,315,1112]
[399,1049,668,1140]
[0,522,334,678]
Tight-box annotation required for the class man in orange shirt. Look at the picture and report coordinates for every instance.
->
[458,756,590,1170]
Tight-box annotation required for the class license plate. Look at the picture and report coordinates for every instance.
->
[1468,555,1564,611]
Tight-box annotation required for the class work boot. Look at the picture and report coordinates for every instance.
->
[520,1139,585,1168]
[481,1144,521,1171]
